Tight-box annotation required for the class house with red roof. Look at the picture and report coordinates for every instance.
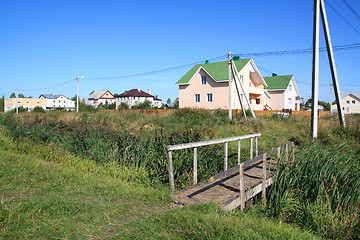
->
[115,88,162,109]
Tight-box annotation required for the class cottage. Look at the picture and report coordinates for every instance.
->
[263,75,302,111]
[175,58,268,110]
[331,92,360,114]
[87,90,115,107]
[39,94,75,110]
[115,88,162,109]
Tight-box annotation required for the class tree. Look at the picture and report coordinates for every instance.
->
[0,96,4,112]
[167,98,171,105]
[172,98,179,109]
[131,100,152,109]
[10,93,26,98]
[32,106,45,113]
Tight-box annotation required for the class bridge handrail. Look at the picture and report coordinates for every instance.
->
[166,133,261,191]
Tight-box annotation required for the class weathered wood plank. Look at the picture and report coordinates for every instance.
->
[193,148,197,185]
[167,150,175,192]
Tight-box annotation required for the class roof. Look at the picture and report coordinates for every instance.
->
[40,94,65,99]
[116,89,162,101]
[341,92,360,101]
[175,59,252,85]
[263,75,293,90]
[88,90,113,100]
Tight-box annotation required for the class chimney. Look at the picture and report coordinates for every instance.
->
[148,89,151,95]
[137,88,140,92]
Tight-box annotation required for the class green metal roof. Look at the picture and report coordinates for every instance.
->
[263,75,293,90]
[175,58,251,85]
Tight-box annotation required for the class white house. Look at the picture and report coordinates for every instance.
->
[263,75,302,111]
[331,92,360,114]
[115,88,162,109]
[39,94,75,111]
[87,90,115,107]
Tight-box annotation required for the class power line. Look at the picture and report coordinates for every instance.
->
[324,0,360,35]
[342,0,360,22]
[18,78,76,92]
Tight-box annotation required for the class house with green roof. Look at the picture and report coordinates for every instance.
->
[263,74,301,110]
[175,58,268,110]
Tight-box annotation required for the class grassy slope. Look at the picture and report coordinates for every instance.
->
[0,134,320,239]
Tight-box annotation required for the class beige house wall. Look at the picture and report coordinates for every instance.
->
[178,61,265,110]
[4,98,46,112]
[331,95,360,114]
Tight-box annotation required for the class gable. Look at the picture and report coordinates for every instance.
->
[176,59,251,85]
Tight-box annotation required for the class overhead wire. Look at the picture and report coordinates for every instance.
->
[342,0,360,22]
[324,0,360,35]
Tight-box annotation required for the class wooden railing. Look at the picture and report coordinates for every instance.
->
[166,133,261,191]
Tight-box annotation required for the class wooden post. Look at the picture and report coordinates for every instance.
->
[292,142,295,162]
[255,136,258,157]
[277,146,281,161]
[262,153,267,209]
[167,150,175,192]
[239,163,245,211]
[237,140,241,165]
[228,51,232,120]
[224,142,228,171]
[193,147,198,185]
[250,137,253,159]
[285,143,289,163]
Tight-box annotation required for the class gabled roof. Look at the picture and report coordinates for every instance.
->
[115,89,162,101]
[175,59,252,85]
[88,90,114,100]
[40,94,65,99]
[341,92,360,101]
[263,75,293,90]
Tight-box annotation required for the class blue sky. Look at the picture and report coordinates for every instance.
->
[1,0,359,103]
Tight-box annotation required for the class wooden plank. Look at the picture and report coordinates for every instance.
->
[167,133,261,151]
[250,137,254,159]
[193,148,197,185]
[262,154,266,208]
[255,136,258,157]
[285,143,289,163]
[237,140,241,165]
[167,150,175,191]
[239,163,245,211]
[224,142,228,171]
[292,141,295,161]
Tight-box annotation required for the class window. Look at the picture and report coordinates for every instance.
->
[64,100,66,103]
[288,98,292,104]
[249,81,252,87]
[346,100,350,104]
[53,100,55,103]
[59,100,60,103]
[256,99,260,105]
[289,85,292,91]
[201,76,206,85]
[347,108,350,113]
[352,100,356,104]
[195,94,200,102]
[207,93,213,102]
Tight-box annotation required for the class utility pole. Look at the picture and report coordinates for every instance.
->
[320,0,345,127]
[228,51,232,120]
[76,76,79,113]
[330,84,333,114]
[311,0,320,138]
[16,88,18,114]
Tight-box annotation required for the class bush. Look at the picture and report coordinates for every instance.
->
[32,106,45,113]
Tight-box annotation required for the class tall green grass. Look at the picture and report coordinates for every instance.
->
[267,144,360,239]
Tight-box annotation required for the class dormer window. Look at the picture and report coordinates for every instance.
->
[201,76,206,85]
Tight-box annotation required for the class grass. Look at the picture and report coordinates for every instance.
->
[0,109,359,239]
[0,133,321,239]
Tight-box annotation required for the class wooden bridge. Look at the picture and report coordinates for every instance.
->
[166,134,294,211]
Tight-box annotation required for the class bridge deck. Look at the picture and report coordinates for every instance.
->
[172,158,279,210]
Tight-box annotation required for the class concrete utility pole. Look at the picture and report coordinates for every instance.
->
[320,0,345,127]
[76,76,79,113]
[330,84,333,114]
[228,51,232,120]
[16,88,18,114]
[311,0,346,138]
[311,0,320,138]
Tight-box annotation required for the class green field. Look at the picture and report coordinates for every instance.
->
[1,110,359,239]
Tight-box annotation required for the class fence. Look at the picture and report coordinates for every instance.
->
[166,133,261,192]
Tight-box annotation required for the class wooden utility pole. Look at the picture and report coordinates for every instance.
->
[311,0,320,138]
[76,76,79,113]
[320,0,345,127]
[228,51,232,120]
[16,88,18,114]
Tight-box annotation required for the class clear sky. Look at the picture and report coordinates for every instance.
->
[1,0,359,103]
